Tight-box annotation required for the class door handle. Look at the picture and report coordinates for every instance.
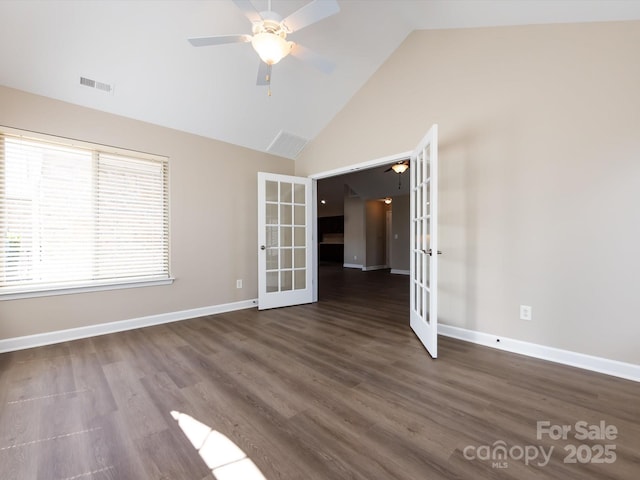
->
[260,245,266,250]
[427,249,442,256]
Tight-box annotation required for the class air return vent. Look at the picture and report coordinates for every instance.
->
[267,131,308,159]
[80,76,114,94]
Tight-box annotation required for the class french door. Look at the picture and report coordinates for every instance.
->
[410,125,439,358]
[257,172,313,310]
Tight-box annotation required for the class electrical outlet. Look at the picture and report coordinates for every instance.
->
[520,305,532,321]
[236,279,242,289]
[354,255,357,261]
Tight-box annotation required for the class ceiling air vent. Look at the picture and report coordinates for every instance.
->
[267,131,308,159]
[79,76,114,94]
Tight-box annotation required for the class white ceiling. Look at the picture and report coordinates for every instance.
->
[1,0,640,158]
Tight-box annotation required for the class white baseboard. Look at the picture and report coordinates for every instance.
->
[0,299,258,354]
[343,263,363,269]
[439,324,640,383]
[362,265,388,271]
[390,269,410,275]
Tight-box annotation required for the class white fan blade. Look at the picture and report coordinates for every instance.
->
[282,0,340,33]
[188,34,252,47]
[256,62,272,86]
[291,43,335,74]
[232,0,263,24]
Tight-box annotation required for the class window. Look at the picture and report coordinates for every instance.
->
[0,128,170,298]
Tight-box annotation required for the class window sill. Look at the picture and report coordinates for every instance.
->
[0,277,175,301]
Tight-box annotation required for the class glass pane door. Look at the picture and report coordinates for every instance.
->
[410,125,438,358]
[258,173,313,310]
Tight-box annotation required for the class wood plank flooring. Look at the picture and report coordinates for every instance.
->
[1,265,639,479]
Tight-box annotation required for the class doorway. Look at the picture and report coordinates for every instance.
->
[307,124,439,358]
[311,152,412,302]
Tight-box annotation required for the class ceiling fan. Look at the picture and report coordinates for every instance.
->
[385,160,410,189]
[384,160,409,174]
[188,0,340,95]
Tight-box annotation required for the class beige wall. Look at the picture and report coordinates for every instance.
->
[297,21,640,364]
[0,86,293,339]
[390,195,410,272]
[343,194,365,266]
[365,200,387,268]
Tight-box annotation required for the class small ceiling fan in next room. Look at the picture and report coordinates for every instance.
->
[188,0,340,95]
[385,160,409,189]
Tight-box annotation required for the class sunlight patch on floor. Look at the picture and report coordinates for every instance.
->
[171,410,267,480]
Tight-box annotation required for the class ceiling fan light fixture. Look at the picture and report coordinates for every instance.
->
[391,163,409,174]
[251,32,292,65]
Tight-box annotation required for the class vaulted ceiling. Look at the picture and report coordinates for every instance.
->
[2,1,639,159]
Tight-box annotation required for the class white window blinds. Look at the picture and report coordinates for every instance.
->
[0,130,169,296]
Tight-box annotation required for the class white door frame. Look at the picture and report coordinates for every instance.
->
[308,150,413,300]
[311,178,319,302]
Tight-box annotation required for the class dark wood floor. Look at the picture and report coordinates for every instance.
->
[1,266,639,479]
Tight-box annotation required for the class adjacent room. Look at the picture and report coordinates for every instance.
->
[1,1,639,479]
